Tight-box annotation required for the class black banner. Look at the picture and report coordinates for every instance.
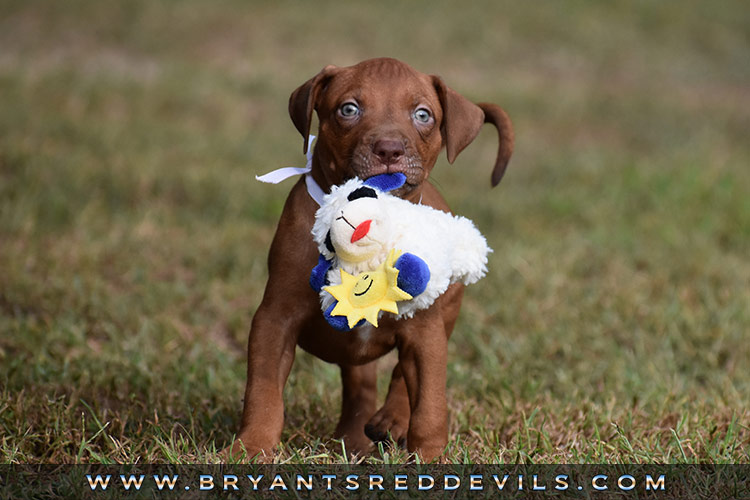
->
[0,464,748,499]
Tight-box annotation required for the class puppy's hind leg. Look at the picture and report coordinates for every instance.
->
[364,362,410,447]
[334,361,378,456]
[365,283,464,449]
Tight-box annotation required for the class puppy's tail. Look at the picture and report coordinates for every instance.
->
[478,103,514,187]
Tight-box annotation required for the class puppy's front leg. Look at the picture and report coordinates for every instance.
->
[229,302,302,461]
[396,309,449,462]
[228,181,319,461]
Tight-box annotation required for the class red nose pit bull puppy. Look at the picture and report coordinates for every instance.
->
[230,57,513,462]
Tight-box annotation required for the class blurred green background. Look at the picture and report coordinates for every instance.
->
[0,0,748,463]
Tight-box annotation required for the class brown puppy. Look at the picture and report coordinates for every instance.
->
[231,57,513,462]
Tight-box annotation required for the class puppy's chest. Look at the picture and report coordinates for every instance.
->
[340,324,398,364]
[352,324,375,347]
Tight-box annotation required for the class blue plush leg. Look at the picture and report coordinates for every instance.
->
[324,302,367,331]
[362,172,407,192]
[309,254,333,292]
[395,253,430,297]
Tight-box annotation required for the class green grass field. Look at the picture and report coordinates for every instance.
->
[1,0,748,463]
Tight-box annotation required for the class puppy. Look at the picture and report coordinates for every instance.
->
[230,57,513,461]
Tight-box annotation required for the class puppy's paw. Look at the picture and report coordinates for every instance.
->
[364,405,409,447]
[222,439,275,463]
[333,430,374,458]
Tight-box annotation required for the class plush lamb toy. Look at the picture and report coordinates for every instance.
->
[310,173,491,331]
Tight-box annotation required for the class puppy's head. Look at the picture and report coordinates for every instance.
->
[289,58,513,196]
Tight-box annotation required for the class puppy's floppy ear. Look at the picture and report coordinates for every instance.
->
[289,65,339,154]
[432,76,515,187]
[432,76,485,164]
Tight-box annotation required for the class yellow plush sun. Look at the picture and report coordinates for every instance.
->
[324,249,413,329]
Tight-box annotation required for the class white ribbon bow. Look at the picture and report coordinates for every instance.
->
[255,135,325,206]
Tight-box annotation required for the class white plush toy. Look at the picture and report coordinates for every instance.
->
[309,173,491,331]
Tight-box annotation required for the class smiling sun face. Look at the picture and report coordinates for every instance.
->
[324,250,412,329]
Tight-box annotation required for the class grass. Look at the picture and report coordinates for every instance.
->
[1,0,749,464]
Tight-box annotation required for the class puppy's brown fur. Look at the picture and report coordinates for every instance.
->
[231,58,513,462]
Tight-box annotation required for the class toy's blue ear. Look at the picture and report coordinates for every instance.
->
[363,173,406,193]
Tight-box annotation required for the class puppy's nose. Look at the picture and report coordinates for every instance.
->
[372,139,405,165]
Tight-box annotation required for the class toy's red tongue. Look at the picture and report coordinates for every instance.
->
[351,220,372,243]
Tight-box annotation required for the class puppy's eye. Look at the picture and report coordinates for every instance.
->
[413,108,432,124]
[339,102,360,118]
